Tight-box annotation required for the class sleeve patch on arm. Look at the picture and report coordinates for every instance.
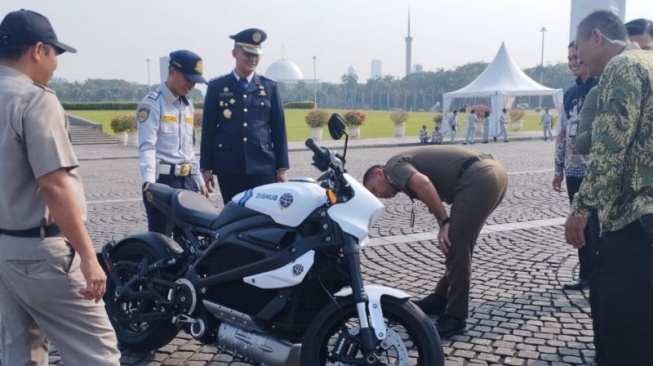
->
[137,107,150,123]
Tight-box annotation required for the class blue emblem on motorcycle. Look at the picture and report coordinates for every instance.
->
[292,264,304,276]
[279,193,293,209]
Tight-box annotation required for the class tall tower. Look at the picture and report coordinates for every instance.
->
[405,10,412,77]
[371,59,382,79]
[569,0,626,41]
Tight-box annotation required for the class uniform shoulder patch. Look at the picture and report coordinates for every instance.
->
[137,105,151,123]
[146,90,161,100]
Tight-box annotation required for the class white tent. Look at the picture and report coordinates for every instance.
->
[441,42,564,136]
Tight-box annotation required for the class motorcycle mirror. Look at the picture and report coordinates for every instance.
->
[328,113,347,141]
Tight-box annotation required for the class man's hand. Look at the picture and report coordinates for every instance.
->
[552,175,565,193]
[199,185,209,198]
[564,215,588,248]
[78,256,107,302]
[202,170,214,192]
[437,223,451,255]
[277,169,288,182]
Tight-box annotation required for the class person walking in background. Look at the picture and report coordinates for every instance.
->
[565,11,653,365]
[540,108,554,141]
[137,50,208,235]
[0,9,120,365]
[482,110,491,143]
[497,108,509,142]
[363,146,508,338]
[200,28,289,204]
[448,110,458,144]
[554,40,599,292]
[463,109,477,145]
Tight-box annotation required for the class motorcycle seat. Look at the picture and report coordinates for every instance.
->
[147,183,177,205]
[172,191,220,228]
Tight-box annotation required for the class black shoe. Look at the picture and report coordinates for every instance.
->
[482,141,488,144]
[413,293,447,316]
[435,315,466,338]
[563,279,589,290]
[493,137,497,142]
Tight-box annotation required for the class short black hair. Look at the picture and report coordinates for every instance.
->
[502,108,508,113]
[0,44,31,60]
[0,43,54,61]
[577,10,627,42]
[568,40,575,48]
[363,165,384,185]
[625,18,653,37]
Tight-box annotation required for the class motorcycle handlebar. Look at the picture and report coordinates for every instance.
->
[305,139,326,159]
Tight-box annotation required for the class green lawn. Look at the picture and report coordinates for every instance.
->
[67,109,547,141]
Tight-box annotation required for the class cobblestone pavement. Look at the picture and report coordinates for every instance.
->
[2,138,596,366]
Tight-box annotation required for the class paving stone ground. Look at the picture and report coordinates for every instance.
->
[1,137,597,366]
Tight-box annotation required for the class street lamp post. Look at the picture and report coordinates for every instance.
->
[146,58,151,91]
[539,27,546,108]
[312,55,317,107]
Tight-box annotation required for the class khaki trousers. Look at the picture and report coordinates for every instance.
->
[434,160,508,319]
[0,235,121,366]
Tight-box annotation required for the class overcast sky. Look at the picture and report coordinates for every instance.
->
[2,0,650,86]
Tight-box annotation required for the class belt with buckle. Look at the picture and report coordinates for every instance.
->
[0,225,62,238]
[458,154,493,179]
[159,162,192,177]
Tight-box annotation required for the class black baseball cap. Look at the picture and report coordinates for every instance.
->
[169,50,207,84]
[0,9,76,54]
[229,28,267,55]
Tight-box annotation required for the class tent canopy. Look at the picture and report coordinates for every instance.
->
[441,42,563,136]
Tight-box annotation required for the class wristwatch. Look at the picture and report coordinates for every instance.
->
[438,217,451,228]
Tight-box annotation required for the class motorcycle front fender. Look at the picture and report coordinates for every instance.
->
[98,232,184,285]
[334,284,411,340]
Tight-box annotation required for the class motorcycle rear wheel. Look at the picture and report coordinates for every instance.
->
[301,296,444,365]
[104,241,179,352]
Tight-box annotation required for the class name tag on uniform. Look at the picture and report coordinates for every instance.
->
[184,117,194,124]
[162,115,177,122]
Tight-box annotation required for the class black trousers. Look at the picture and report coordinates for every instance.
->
[142,174,198,235]
[217,174,276,204]
[597,218,653,366]
[565,176,597,280]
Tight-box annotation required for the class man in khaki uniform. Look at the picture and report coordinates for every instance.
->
[0,10,120,365]
[363,146,508,338]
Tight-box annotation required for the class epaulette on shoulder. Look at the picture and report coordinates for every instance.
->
[146,90,161,100]
[259,74,277,83]
[208,74,230,84]
[32,82,55,94]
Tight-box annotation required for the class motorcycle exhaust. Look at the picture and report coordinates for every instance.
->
[217,323,300,366]
[203,300,300,366]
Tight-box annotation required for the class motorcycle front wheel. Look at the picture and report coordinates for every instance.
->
[301,296,444,366]
[104,241,180,352]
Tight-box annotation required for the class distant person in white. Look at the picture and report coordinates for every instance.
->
[463,109,477,145]
[540,108,554,141]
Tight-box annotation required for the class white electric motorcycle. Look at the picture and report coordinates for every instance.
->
[98,114,444,365]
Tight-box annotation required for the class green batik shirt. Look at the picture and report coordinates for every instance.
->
[571,43,653,232]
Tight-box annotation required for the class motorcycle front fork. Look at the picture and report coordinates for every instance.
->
[343,236,379,362]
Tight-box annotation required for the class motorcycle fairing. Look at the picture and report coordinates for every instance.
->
[335,284,411,341]
[327,174,385,241]
[233,182,328,227]
[243,250,315,289]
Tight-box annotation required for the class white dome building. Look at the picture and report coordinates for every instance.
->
[264,59,303,85]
